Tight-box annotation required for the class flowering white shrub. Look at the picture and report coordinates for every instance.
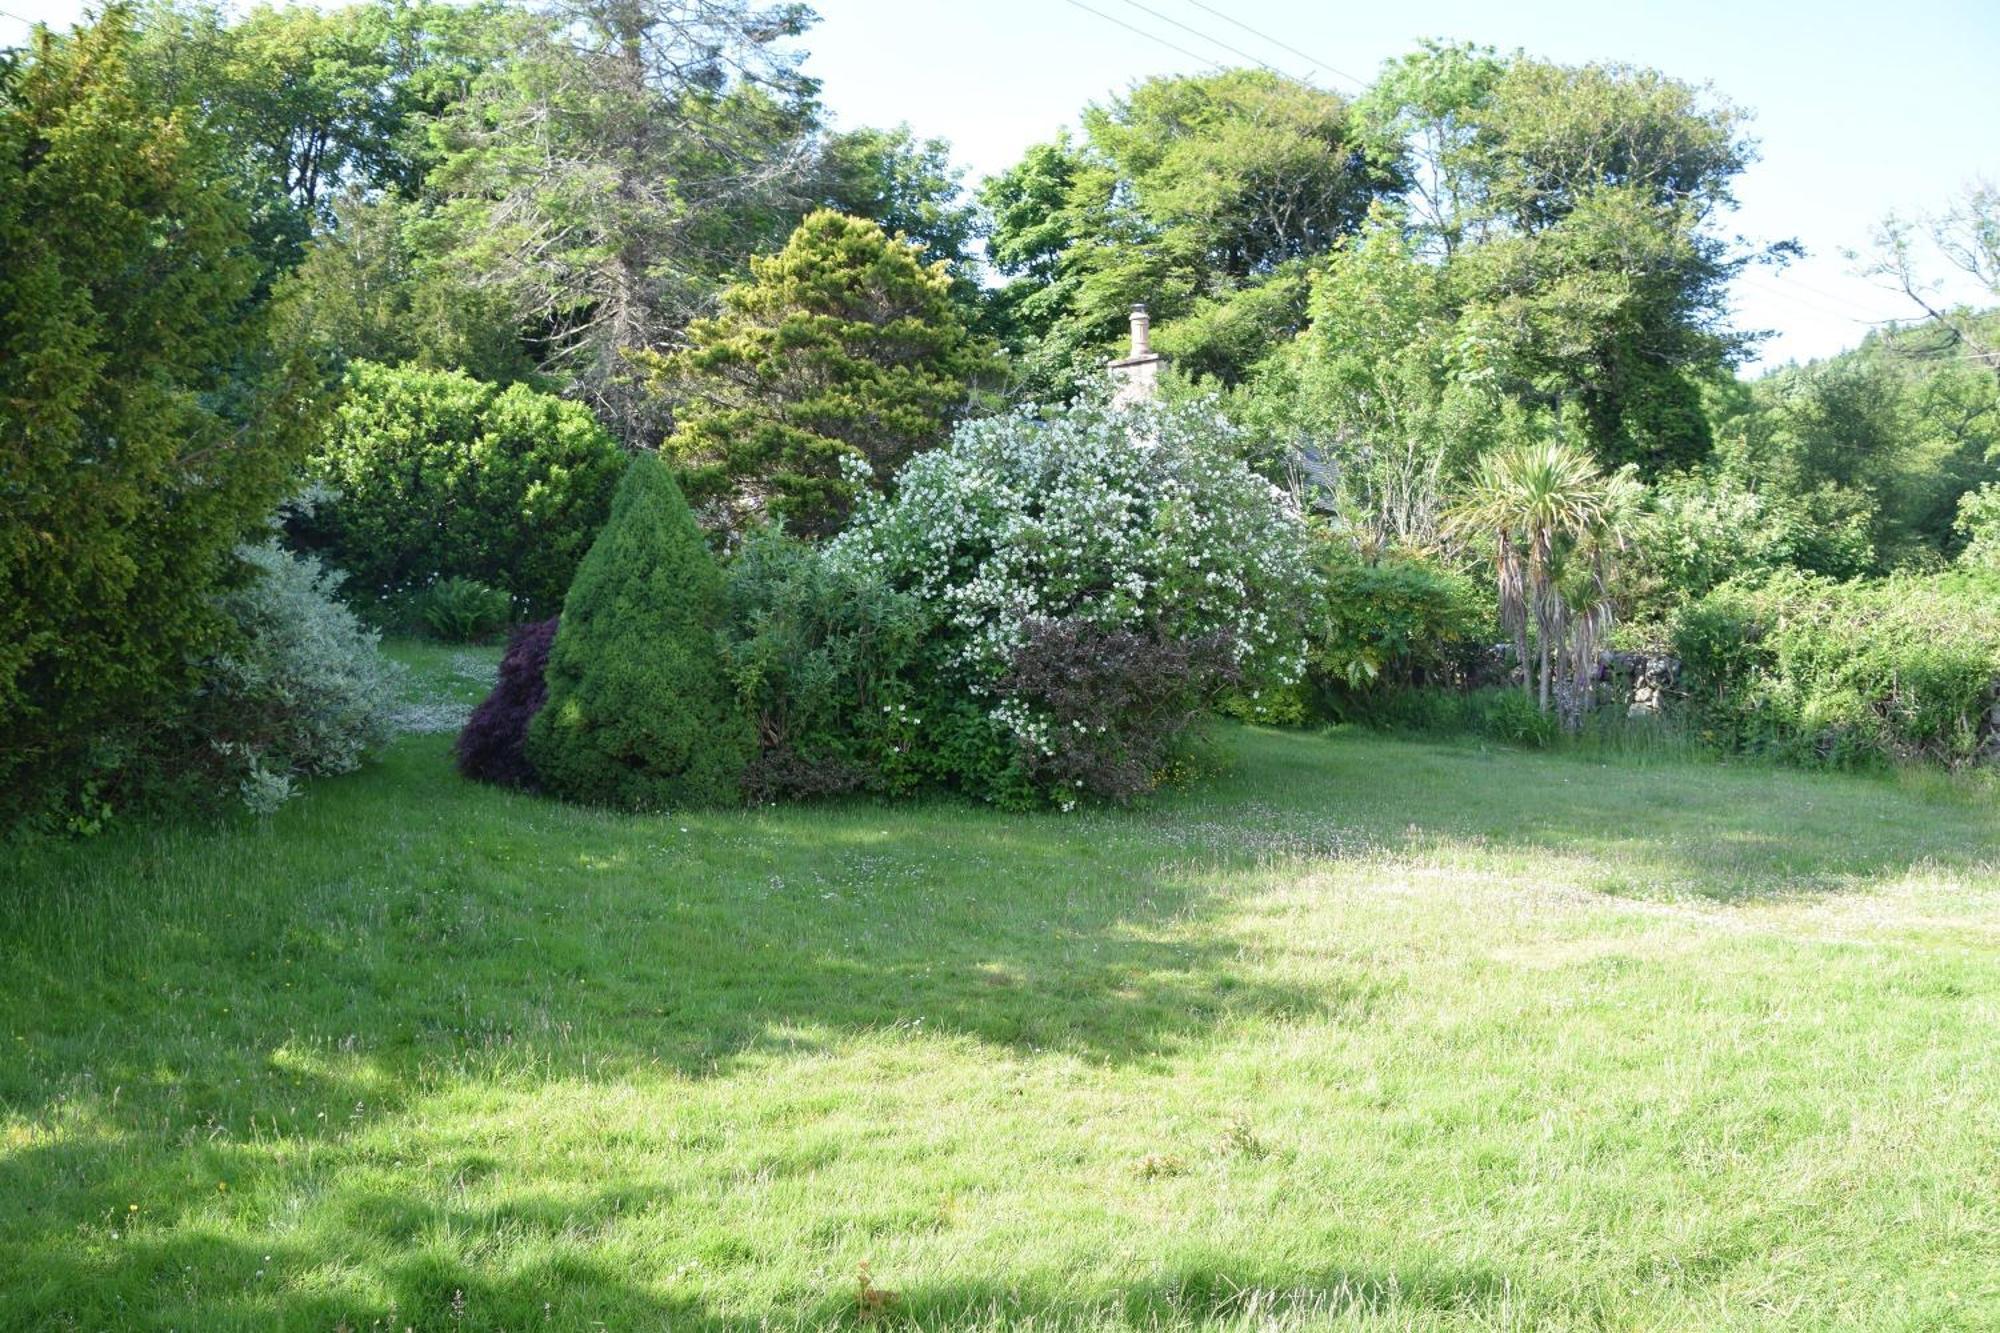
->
[825,399,1318,804]
[831,398,1320,688]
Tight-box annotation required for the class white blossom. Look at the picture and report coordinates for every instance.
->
[829,399,1321,753]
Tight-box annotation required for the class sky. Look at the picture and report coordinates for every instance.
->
[6,0,1997,371]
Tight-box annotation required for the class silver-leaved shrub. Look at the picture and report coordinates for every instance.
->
[198,541,402,812]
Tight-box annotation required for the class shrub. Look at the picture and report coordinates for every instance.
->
[457,617,557,789]
[192,542,401,813]
[1957,483,2000,570]
[415,577,513,642]
[997,619,1240,807]
[829,398,1317,802]
[719,528,932,802]
[0,14,320,830]
[526,455,753,809]
[1674,569,2000,768]
[1219,547,1489,728]
[1305,549,1489,718]
[1622,470,1876,625]
[293,361,626,615]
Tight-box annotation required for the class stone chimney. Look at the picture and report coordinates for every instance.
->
[1107,302,1166,408]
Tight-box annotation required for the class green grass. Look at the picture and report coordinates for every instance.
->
[3,642,1997,1331]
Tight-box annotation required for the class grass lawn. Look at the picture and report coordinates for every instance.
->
[3,642,1997,1331]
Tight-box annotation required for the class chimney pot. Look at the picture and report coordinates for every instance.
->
[1129,303,1151,357]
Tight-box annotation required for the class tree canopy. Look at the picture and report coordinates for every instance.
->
[0,7,319,818]
[983,69,1398,397]
[651,209,996,536]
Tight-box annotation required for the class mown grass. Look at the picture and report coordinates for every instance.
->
[2,642,1996,1330]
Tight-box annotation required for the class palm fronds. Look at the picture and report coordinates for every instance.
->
[1444,434,1640,726]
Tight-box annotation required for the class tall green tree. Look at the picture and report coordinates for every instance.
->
[650,210,995,536]
[269,187,536,382]
[1446,57,1766,473]
[130,0,498,267]
[0,8,319,820]
[1236,208,1503,551]
[983,70,1397,396]
[1353,39,1507,257]
[424,0,818,443]
[811,122,990,333]
[813,124,980,271]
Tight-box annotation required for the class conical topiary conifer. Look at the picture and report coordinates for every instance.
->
[525,453,751,809]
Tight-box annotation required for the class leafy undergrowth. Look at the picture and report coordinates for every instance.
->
[1,645,1995,1330]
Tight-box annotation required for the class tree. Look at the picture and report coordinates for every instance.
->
[424,0,817,444]
[526,454,751,809]
[1444,58,1766,474]
[130,0,498,267]
[0,7,319,821]
[812,124,980,272]
[983,70,1397,395]
[650,210,995,536]
[1444,426,1640,725]
[1238,208,1503,551]
[811,123,990,335]
[269,187,537,383]
[1863,180,2000,379]
[1956,484,2000,569]
[1707,318,2000,569]
[1353,39,1506,257]
[1086,68,1395,276]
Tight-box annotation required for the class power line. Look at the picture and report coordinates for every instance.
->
[1061,0,1220,69]
[1737,274,1897,326]
[1117,0,1294,79]
[1176,0,1368,90]
[1759,267,1899,317]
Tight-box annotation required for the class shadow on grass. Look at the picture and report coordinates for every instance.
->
[1,724,1993,1326]
[4,1174,1530,1329]
[0,735,1369,1324]
[1197,725,1999,901]
[4,1219,754,1329]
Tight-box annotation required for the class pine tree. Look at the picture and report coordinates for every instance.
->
[525,454,752,809]
[426,0,817,444]
[653,209,994,536]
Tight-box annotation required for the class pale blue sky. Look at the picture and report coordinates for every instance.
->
[7,0,1996,370]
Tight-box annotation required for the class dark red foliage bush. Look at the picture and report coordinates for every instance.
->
[456,616,557,788]
[998,618,1240,805]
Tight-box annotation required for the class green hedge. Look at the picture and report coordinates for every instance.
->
[1225,549,1490,726]
[295,361,625,616]
[1673,569,2000,768]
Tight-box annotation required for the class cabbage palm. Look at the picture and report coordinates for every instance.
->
[1446,435,1638,722]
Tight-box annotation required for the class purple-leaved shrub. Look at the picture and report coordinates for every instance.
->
[456,617,557,788]
[997,618,1240,807]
